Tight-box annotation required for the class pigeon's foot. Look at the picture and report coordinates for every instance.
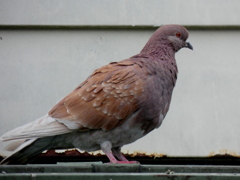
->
[106,160,140,164]
[102,144,140,164]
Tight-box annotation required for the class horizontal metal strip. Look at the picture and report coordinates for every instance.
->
[1,172,240,180]
[1,25,240,30]
[1,164,240,173]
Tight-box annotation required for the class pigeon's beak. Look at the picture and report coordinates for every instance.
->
[185,42,193,50]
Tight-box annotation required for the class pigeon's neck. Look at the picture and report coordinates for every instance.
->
[139,40,175,59]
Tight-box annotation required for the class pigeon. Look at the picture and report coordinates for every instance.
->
[0,24,193,165]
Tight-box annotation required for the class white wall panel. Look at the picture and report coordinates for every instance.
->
[1,0,240,158]
[1,0,240,26]
[0,29,240,157]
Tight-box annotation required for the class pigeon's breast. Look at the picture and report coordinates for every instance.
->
[131,60,176,134]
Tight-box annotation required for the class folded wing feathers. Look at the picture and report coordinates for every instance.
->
[48,60,144,131]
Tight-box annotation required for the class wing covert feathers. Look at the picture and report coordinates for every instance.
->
[49,60,144,131]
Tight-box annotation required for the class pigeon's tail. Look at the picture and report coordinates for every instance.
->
[0,115,72,142]
[1,138,36,164]
[0,136,57,165]
[0,115,74,165]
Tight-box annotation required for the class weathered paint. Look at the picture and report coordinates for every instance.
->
[43,149,167,158]
[41,149,240,159]
[209,149,240,158]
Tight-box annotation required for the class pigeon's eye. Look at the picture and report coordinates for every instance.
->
[176,33,182,38]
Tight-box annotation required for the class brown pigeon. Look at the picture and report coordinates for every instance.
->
[0,24,193,164]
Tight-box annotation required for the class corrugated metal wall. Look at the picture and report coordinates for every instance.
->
[1,0,240,157]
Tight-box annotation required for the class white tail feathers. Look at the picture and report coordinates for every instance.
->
[1,115,72,142]
[4,139,27,151]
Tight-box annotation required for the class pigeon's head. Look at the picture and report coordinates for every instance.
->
[154,24,193,52]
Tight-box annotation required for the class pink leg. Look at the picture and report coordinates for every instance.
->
[112,147,139,164]
[101,142,139,164]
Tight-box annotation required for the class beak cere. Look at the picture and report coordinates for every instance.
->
[185,42,193,50]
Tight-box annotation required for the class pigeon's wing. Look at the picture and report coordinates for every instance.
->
[49,60,145,131]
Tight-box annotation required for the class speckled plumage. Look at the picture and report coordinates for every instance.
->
[0,24,192,164]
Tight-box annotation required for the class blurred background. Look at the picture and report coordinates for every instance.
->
[0,0,240,158]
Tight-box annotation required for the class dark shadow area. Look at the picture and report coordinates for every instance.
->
[1,149,240,165]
